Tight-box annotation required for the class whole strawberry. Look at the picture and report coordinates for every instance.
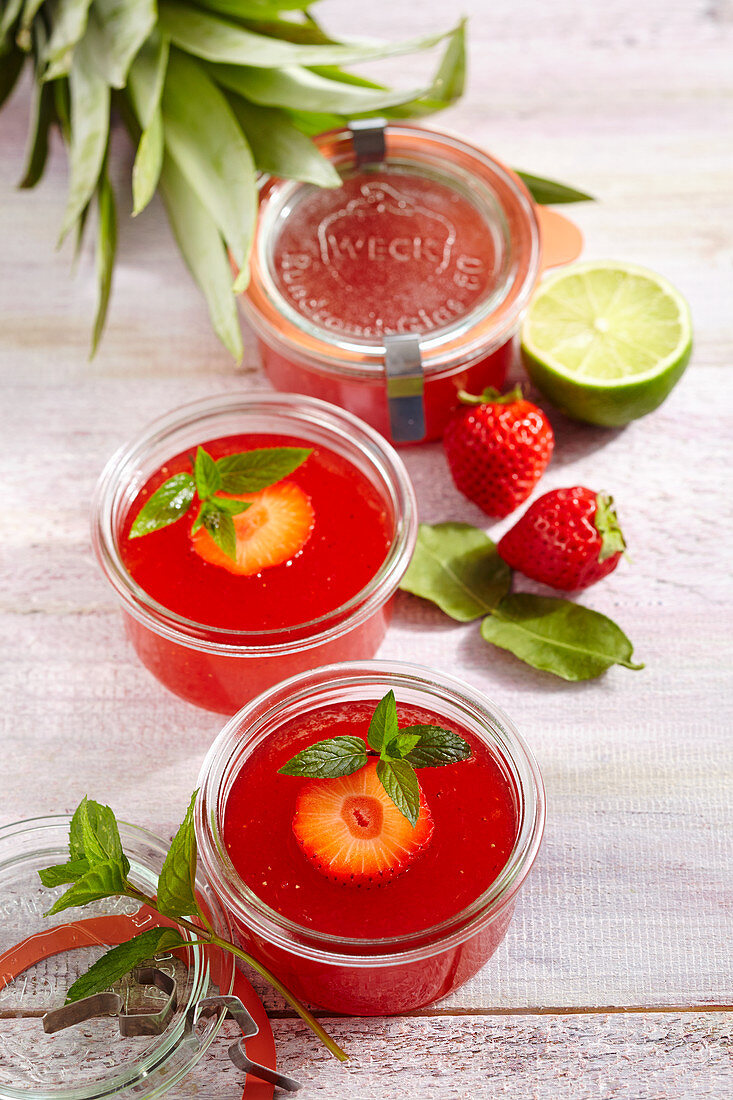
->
[443,387,554,517]
[498,487,626,590]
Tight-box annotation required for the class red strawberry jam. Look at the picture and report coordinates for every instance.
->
[223,700,517,939]
[120,433,392,633]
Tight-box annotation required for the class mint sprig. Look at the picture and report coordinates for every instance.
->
[38,795,347,1063]
[278,692,472,827]
[128,444,311,562]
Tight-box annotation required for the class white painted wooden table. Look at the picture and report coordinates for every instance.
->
[1,1,731,1096]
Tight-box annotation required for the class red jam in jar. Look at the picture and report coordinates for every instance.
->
[222,699,517,940]
[195,663,545,1015]
[243,124,581,444]
[92,396,417,713]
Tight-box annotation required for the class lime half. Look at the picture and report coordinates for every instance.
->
[521,261,693,426]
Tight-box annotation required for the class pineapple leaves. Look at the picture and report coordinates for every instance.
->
[162,49,256,283]
[128,33,169,214]
[159,3,455,69]
[226,93,339,187]
[58,32,110,244]
[42,0,94,82]
[159,153,244,360]
[91,163,117,356]
[84,0,156,90]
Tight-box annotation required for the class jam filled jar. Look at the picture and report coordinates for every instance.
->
[243,122,582,444]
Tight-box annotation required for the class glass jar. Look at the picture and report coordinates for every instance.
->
[91,394,417,714]
[243,122,582,444]
[196,661,546,1016]
[0,815,261,1100]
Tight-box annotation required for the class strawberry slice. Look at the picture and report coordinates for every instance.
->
[191,482,314,576]
[292,760,434,887]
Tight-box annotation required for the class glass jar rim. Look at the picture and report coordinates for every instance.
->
[195,660,546,967]
[244,123,541,378]
[0,815,233,1100]
[90,393,417,655]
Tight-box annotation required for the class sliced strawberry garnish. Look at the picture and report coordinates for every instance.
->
[191,482,314,576]
[292,760,433,887]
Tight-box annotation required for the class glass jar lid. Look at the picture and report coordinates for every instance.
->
[0,816,275,1100]
[245,123,541,379]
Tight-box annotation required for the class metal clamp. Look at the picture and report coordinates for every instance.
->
[384,333,426,443]
[42,970,301,1093]
[43,967,178,1038]
[349,118,387,164]
[186,995,301,1093]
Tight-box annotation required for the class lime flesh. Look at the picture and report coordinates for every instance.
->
[521,261,693,426]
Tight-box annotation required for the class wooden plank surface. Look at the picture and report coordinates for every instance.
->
[1,0,732,1096]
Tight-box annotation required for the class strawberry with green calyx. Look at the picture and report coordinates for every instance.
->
[498,486,626,591]
[443,386,554,518]
[279,691,471,886]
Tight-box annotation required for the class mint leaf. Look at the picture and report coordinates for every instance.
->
[515,171,594,205]
[209,496,251,516]
[129,473,196,537]
[400,522,511,621]
[376,759,420,827]
[384,732,421,760]
[76,799,127,868]
[45,858,129,917]
[65,927,186,1004]
[400,726,472,768]
[202,506,237,561]
[279,736,368,778]
[216,447,312,493]
[157,791,200,921]
[38,859,90,888]
[367,690,399,753]
[481,594,644,681]
[194,445,221,499]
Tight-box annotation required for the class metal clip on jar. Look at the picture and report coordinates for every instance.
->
[243,121,582,444]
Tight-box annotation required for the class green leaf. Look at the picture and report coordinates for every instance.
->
[202,505,237,560]
[194,446,221,499]
[90,164,117,356]
[0,47,24,110]
[65,927,186,1004]
[384,732,421,760]
[208,496,251,517]
[216,446,311,493]
[128,33,169,215]
[131,106,164,215]
[400,726,472,768]
[58,32,110,243]
[367,690,398,753]
[515,171,594,205]
[52,76,71,141]
[157,792,200,920]
[210,61,428,114]
[158,153,243,359]
[400,523,511,622]
[278,736,368,778]
[45,857,128,916]
[162,49,256,279]
[198,0,318,16]
[129,472,196,537]
[225,93,339,188]
[42,0,94,82]
[18,62,53,187]
[376,759,420,827]
[379,18,466,119]
[17,0,45,46]
[159,3,453,69]
[83,0,156,90]
[0,0,24,50]
[76,798,126,867]
[480,594,645,681]
[38,858,90,887]
[127,30,169,129]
